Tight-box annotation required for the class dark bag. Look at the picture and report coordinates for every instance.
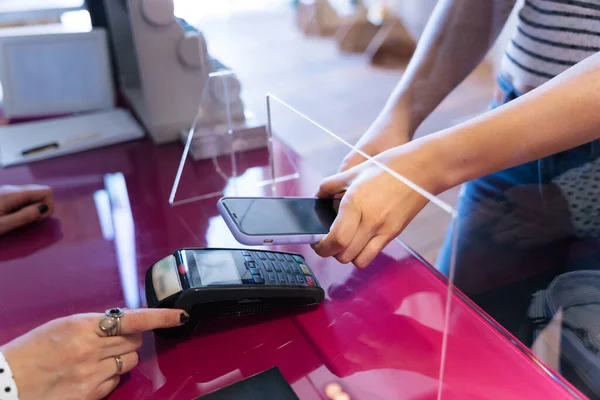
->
[529,271,600,399]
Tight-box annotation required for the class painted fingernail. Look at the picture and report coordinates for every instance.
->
[38,204,49,215]
[179,312,190,324]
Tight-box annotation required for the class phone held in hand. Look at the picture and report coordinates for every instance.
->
[217,197,340,246]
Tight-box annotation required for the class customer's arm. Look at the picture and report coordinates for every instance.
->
[314,52,600,267]
[425,52,600,192]
[341,0,515,170]
[380,0,514,134]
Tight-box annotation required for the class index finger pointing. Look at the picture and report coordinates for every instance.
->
[118,308,188,335]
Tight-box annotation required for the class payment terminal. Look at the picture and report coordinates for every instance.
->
[145,248,324,335]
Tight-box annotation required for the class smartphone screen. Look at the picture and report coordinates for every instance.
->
[221,197,340,236]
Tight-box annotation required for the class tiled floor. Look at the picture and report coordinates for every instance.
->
[193,6,495,266]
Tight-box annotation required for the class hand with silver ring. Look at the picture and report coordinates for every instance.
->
[114,355,124,375]
[99,307,125,337]
[0,308,189,400]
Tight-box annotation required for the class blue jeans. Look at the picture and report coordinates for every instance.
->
[435,74,600,344]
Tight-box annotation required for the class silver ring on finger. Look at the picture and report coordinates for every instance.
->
[98,307,125,337]
[114,355,123,375]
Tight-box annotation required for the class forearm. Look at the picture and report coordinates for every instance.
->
[383,0,515,137]
[413,52,600,194]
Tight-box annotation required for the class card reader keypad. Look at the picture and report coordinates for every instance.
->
[263,262,274,272]
[244,251,316,287]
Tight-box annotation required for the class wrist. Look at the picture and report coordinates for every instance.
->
[382,87,430,138]
[381,135,455,198]
[379,98,416,139]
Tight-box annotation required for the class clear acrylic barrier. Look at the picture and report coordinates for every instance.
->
[169,71,299,207]
[267,95,458,399]
[264,95,584,399]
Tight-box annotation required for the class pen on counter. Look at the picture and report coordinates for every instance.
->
[21,132,101,157]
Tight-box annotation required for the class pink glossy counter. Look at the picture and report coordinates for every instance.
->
[0,139,583,399]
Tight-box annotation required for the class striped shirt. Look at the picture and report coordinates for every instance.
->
[501,0,600,91]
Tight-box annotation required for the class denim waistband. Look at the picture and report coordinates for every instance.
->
[490,74,522,109]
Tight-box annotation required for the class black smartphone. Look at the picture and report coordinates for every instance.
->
[217,197,340,245]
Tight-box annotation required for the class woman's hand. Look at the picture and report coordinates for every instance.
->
[338,112,413,172]
[0,185,54,236]
[0,308,187,400]
[313,143,443,268]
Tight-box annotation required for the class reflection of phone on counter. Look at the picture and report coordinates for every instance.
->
[217,197,340,245]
